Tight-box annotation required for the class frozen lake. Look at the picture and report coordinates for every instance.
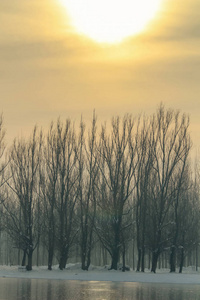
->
[1,278,200,300]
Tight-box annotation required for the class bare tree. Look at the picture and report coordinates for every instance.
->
[55,119,79,270]
[76,114,99,270]
[169,153,191,272]
[4,127,42,270]
[148,105,191,273]
[95,115,137,270]
[177,167,200,273]
[40,122,60,270]
[134,116,154,272]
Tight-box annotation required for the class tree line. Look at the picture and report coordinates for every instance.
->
[0,104,199,273]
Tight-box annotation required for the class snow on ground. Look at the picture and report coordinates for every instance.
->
[0,264,200,284]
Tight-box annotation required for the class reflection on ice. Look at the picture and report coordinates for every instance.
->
[0,278,200,300]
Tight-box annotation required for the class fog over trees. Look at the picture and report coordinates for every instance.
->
[0,105,200,273]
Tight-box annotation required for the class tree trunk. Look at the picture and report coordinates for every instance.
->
[81,233,88,270]
[48,248,54,271]
[59,248,68,270]
[81,250,87,271]
[86,247,91,271]
[59,256,65,270]
[26,249,33,271]
[179,248,184,273]
[170,246,176,272]
[196,244,198,272]
[132,241,135,271]
[86,221,95,271]
[141,247,145,272]
[48,213,55,270]
[36,243,39,267]
[110,249,119,270]
[137,248,141,271]
[151,250,160,273]
[122,247,126,272]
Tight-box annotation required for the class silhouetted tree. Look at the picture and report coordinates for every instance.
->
[177,169,200,273]
[55,120,79,270]
[95,115,137,270]
[169,159,191,272]
[40,121,60,270]
[134,116,154,272]
[148,105,191,273]
[4,127,42,270]
[76,115,99,270]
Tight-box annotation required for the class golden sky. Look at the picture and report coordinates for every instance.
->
[0,0,200,152]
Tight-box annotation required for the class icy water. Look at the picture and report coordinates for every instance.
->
[1,278,200,300]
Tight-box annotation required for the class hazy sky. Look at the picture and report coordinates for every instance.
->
[0,0,200,152]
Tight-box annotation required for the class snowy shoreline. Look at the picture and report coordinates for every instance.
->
[0,264,200,285]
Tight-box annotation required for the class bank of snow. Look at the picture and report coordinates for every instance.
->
[0,264,200,284]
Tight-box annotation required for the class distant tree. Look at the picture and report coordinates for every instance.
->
[169,154,191,273]
[177,169,200,273]
[54,119,79,270]
[76,115,99,270]
[134,116,154,272]
[95,115,137,270]
[40,121,60,270]
[147,105,191,273]
[4,127,42,270]
[144,104,189,272]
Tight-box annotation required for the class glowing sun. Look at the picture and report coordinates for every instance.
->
[59,0,164,43]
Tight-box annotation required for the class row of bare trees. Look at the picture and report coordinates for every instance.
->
[0,105,199,272]
[134,108,197,273]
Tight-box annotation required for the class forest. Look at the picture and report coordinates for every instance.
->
[0,104,199,273]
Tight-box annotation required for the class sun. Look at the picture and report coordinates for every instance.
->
[59,0,164,43]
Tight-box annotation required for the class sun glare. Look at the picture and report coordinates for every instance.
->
[59,0,164,43]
